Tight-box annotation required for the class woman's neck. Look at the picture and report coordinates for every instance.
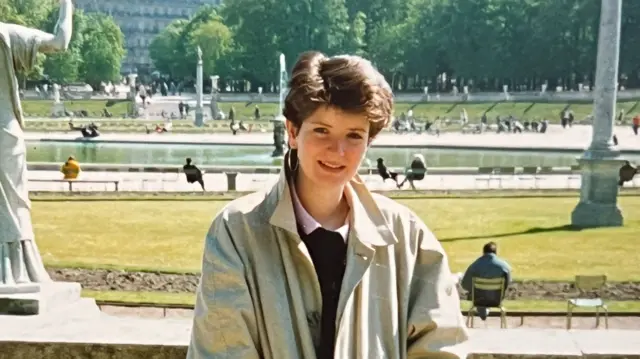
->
[294,171,349,231]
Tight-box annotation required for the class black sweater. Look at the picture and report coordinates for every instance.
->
[299,226,348,359]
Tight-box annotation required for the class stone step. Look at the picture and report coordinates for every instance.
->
[0,281,98,316]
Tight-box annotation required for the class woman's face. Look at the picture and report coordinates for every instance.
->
[287,106,371,191]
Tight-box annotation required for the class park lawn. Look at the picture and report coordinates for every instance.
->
[33,195,640,281]
[24,118,273,134]
[82,290,640,312]
[22,99,130,117]
[22,99,640,123]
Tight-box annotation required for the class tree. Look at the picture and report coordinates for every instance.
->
[79,14,126,89]
[189,18,234,76]
[149,19,189,77]
[0,0,53,27]
[42,8,88,84]
[344,11,367,57]
[222,0,351,87]
[0,0,56,82]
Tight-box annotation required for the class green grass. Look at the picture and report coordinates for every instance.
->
[34,195,640,281]
[83,290,640,312]
[24,118,272,133]
[23,99,130,118]
[21,99,640,133]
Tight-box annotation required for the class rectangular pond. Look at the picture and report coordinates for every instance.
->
[27,141,637,168]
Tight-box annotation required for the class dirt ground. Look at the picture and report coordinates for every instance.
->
[48,267,640,301]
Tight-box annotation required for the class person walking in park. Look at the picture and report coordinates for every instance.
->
[188,51,468,359]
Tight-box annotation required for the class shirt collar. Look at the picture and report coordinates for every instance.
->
[290,182,350,242]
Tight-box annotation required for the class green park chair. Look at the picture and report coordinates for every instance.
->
[466,277,507,329]
[567,275,608,329]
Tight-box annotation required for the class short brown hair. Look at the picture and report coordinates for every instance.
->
[483,242,497,254]
[283,51,393,138]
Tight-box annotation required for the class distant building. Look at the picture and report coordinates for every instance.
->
[76,0,221,74]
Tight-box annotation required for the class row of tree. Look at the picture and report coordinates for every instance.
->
[149,0,640,92]
[0,0,125,90]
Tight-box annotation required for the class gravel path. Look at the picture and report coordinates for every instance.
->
[49,268,640,301]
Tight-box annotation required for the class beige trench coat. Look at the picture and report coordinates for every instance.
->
[188,171,469,358]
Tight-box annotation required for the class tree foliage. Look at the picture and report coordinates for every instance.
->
[1,2,125,87]
[149,0,640,91]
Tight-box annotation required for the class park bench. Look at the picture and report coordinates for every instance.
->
[475,167,497,188]
[567,165,582,187]
[518,166,539,188]
[474,167,517,189]
[30,179,120,192]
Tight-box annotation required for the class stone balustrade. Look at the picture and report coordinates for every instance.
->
[27,161,579,176]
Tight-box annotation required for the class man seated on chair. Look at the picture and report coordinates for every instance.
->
[461,242,512,320]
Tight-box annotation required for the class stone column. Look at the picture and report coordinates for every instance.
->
[571,0,624,228]
[209,75,219,120]
[271,53,287,157]
[127,73,138,117]
[194,46,204,127]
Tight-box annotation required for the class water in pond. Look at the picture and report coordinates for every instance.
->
[26,141,624,168]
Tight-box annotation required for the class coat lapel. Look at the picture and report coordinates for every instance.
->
[265,160,400,343]
[335,177,398,330]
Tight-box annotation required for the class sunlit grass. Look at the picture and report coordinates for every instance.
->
[34,195,640,280]
[22,100,635,126]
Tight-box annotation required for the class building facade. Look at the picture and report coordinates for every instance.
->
[76,0,221,74]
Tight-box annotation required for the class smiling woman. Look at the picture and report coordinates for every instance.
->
[188,52,469,359]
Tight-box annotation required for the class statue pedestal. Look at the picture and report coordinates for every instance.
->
[571,152,625,228]
[194,108,204,127]
[0,282,98,316]
[50,102,65,117]
[271,115,287,157]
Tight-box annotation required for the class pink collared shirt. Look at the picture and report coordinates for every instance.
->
[290,184,350,242]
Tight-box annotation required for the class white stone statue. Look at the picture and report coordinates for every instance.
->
[52,83,61,103]
[0,0,73,291]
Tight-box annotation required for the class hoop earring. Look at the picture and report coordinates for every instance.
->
[288,149,299,172]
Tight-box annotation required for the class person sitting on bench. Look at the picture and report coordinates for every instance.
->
[183,157,205,190]
[146,118,173,134]
[60,156,81,180]
[398,154,427,190]
[619,161,638,187]
[69,121,100,138]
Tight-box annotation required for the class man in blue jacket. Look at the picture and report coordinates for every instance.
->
[461,242,512,320]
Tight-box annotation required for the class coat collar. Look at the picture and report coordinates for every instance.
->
[267,153,397,248]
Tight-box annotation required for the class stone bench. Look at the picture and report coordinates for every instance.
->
[29,179,120,192]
